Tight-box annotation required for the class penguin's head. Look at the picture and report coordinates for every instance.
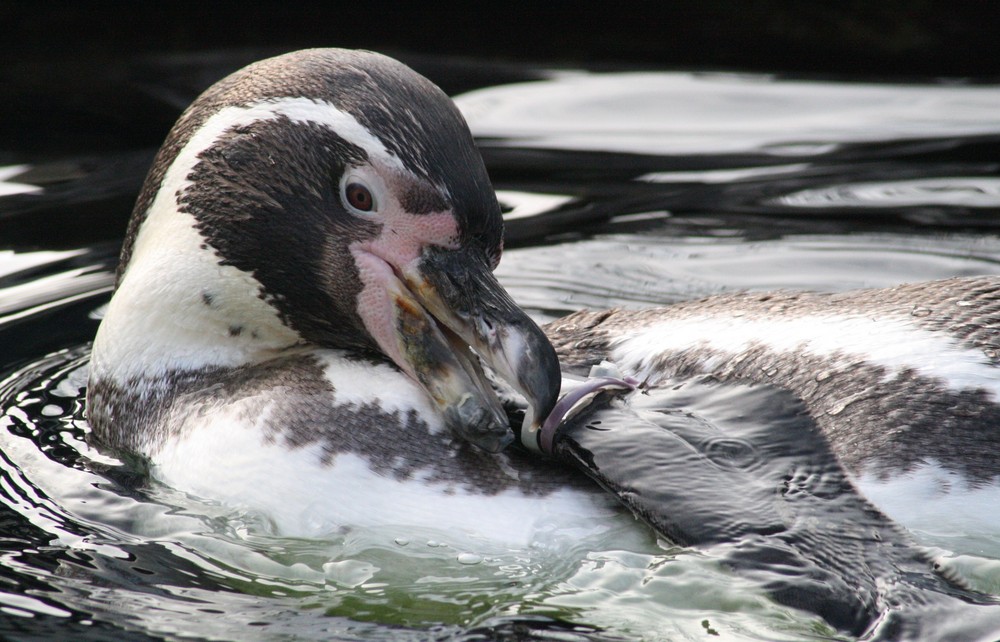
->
[100,49,559,452]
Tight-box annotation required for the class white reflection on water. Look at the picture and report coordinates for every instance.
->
[457,72,1000,155]
[638,163,811,183]
[495,190,576,219]
[775,177,1000,208]
[0,165,43,198]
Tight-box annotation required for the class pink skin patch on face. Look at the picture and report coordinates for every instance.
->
[365,209,461,269]
[350,202,461,372]
[351,249,411,369]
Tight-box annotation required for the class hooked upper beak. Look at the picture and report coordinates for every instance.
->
[389,246,561,452]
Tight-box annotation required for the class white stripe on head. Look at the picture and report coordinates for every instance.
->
[92,98,403,383]
[249,97,406,171]
[177,97,405,174]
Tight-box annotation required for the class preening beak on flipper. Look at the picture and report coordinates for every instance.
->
[397,245,560,452]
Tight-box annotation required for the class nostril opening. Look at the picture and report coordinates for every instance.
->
[478,318,498,343]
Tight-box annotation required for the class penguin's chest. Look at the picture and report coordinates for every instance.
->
[149,352,618,545]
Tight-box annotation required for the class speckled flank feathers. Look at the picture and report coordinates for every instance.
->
[547,276,1000,481]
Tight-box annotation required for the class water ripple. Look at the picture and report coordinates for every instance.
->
[458,72,1000,156]
[498,230,1000,319]
[774,177,1000,209]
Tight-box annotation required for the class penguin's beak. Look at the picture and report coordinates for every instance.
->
[392,246,561,452]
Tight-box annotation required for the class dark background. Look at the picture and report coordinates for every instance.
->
[5,2,1000,75]
[2,2,999,246]
[4,1,1000,155]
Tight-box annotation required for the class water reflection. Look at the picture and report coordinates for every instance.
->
[457,72,1000,155]
[0,165,44,198]
[774,176,1000,208]
[499,219,1000,320]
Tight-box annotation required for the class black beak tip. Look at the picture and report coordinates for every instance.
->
[520,335,562,426]
[444,399,514,453]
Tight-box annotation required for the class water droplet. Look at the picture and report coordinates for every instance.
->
[394,537,409,547]
[957,299,974,307]
[426,540,444,548]
[910,306,931,317]
[322,559,378,588]
[40,404,63,417]
[457,553,482,565]
[703,438,758,469]
[814,370,831,382]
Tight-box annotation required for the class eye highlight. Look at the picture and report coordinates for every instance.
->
[345,182,375,212]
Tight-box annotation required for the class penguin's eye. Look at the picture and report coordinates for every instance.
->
[340,172,381,216]
[345,182,375,212]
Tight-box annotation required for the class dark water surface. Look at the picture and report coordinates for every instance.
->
[2,55,1000,640]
